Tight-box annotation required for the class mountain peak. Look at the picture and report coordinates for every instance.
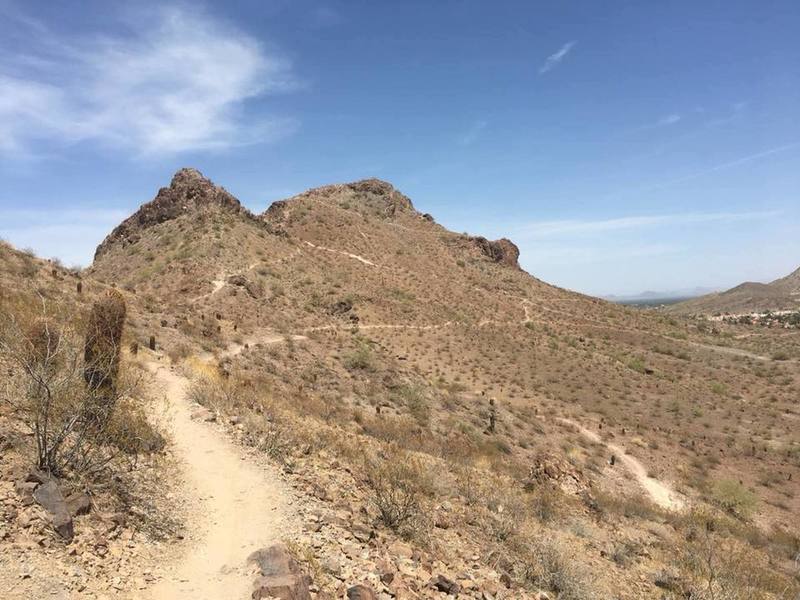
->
[170,166,212,186]
[263,178,416,225]
[93,168,249,260]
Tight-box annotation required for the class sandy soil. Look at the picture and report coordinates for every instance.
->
[144,362,294,600]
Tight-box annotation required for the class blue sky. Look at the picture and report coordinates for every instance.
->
[1,0,798,296]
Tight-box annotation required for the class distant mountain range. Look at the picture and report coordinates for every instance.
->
[603,287,720,305]
[667,267,800,315]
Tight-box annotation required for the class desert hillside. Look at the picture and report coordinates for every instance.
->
[2,169,799,599]
[669,266,800,316]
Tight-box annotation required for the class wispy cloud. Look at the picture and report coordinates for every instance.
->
[0,5,298,157]
[459,120,487,145]
[657,113,681,126]
[515,210,780,238]
[538,41,576,74]
[643,143,800,191]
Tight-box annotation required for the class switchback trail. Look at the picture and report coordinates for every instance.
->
[558,418,685,511]
[145,362,294,600]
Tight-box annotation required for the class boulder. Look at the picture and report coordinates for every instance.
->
[14,480,38,505]
[248,544,312,600]
[347,584,378,600]
[33,480,74,540]
[432,574,461,595]
[65,492,92,516]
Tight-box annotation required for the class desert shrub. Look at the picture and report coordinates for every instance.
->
[481,486,527,542]
[627,357,646,373]
[343,340,375,371]
[188,371,292,463]
[673,512,796,599]
[0,293,155,476]
[363,450,432,540]
[166,342,192,363]
[589,490,665,522]
[103,392,165,456]
[610,539,640,567]
[710,479,757,519]
[188,371,259,415]
[710,381,728,396]
[392,384,430,426]
[515,538,598,600]
[527,484,564,523]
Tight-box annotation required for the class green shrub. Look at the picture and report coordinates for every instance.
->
[344,342,374,371]
[627,357,646,374]
[711,479,757,519]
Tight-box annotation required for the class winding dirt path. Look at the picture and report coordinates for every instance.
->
[145,362,293,600]
[558,418,685,511]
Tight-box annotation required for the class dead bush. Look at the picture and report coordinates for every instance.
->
[672,510,799,599]
[0,293,157,477]
[515,537,599,600]
[363,449,432,540]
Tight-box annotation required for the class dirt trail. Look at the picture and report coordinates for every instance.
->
[303,240,377,266]
[558,418,685,511]
[145,362,293,600]
[191,278,227,302]
[220,333,308,359]
[688,341,769,361]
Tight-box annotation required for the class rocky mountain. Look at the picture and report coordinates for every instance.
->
[94,168,256,260]
[3,169,799,599]
[668,266,800,315]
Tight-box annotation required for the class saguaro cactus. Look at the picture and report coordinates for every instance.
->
[488,398,497,433]
[149,335,156,351]
[83,289,126,403]
[77,281,82,295]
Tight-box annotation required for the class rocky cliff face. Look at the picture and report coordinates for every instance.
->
[94,168,253,259]
[470,236,521,269]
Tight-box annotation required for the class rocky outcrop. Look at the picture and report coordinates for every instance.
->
[263,178,417,224]
[249,544,312,600]
[227,274,264,300]
[470,236,521,269]
[94,168,255,260]
[526,452,589,496]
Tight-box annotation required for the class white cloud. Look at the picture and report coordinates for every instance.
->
[0,6,298,157]
[538,41,576,74]
[515,210,780,238]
